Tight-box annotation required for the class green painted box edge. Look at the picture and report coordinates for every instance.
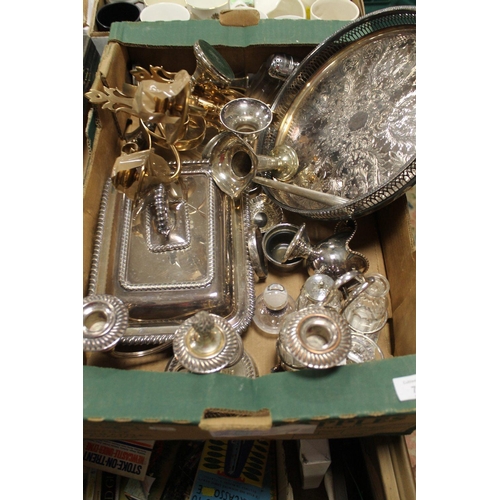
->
[83,354,416,425]
[108,19,350,48]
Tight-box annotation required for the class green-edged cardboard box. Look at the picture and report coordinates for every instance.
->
[83,19,416,441]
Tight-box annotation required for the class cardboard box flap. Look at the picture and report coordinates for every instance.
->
[108,19,350,48]
[84,355,415,427]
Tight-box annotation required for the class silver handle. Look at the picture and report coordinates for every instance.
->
[253,176,348,206]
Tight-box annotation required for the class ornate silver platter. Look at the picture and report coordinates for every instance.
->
[259,7,416,220]
[87,161,255,348]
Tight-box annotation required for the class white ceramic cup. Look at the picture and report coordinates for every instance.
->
[186,0,228,19]
[310,0,359,20]
[267,0,305,19]
[144,0,187,6]
[254,0,280,16]
[140,2,191,19]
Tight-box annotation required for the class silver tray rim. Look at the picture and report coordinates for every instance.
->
[86,160,255,347]
[258,6,417,220]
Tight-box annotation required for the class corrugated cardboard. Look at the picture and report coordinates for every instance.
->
[83,22,416,441]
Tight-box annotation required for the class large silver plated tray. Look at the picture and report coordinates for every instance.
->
[87,162,255,348]
[259,7,416,220]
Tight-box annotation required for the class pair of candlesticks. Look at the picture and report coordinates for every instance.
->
[83,266,388,374]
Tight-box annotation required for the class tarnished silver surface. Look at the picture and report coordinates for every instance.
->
[283,220,369,278]
[247,224,268,282]
[219,98,272,140]
[259,8,416,219]
[276,338,305,372]
[347,332,384,364]
[87,161,255,345]
[248,193,283,233]
[144,198,191,252]
[296,273,343,312]
[279,305,352,369]
[83,294,128,352]
[166,350,258,378]
[117,169,217,292]
[204,132,258,199]
[173,312,242,374]
[262,223,304,271]
[192,39,236,89]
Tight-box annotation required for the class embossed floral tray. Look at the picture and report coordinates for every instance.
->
[87,161,255,348]
[258,7,416,220]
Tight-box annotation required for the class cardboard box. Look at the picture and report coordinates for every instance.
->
[83,21,416,441]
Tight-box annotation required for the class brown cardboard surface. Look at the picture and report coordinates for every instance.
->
[219,8,261,26]
[89,0,107,38]
[377,196,416,357]
[84,0,88,27]
[84,36,416,441]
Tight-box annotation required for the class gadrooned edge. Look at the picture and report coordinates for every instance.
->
[86,161,255,344]
[258,7,417,220]
[83,294,129,352]
[280,305,352,369]
[173,313,241,374]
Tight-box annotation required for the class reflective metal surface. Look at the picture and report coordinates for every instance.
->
[262,223,303,271]
[219,98,273,140]
[166,350,258,378]
[283,220,369,278]
[247,223,268,282]
[83,294,128,352]
[173,311,243,374]
[278,305,352,369]
[248,193,283,233]
[259,8,416,219]
[87,162,255,346]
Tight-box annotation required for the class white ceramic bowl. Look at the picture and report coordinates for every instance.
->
[140,2,191,20]
[310,0,359,20]
[267,0,305,19]
[186,0,228,19]
[254,0,280,15]
[144,0,187,6]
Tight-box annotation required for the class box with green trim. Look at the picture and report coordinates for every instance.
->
[83,20,416,441]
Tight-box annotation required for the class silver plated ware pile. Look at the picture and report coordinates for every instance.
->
[83,7,416,374]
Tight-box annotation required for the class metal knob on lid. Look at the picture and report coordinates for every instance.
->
[296,273,342,312]
[278,305,351,369]
[83,294,129,352]
[173,311,243,374]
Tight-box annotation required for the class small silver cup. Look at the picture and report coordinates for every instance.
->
[219,97,273,143]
